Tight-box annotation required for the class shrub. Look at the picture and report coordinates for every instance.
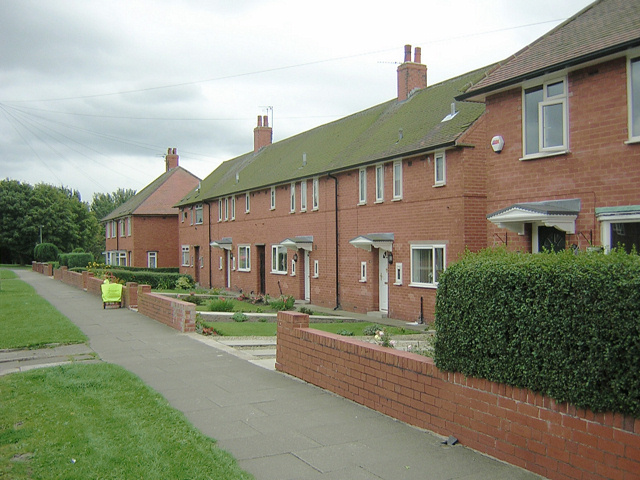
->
[269,295,295,311]
[175,276,195,290]
[34,243,59,262]
[87,269,192,290]
[336,329,354,336]
[59,252,94,269]
[232,312,248,322]
[362,324,385,336]
[207,298,234,312]
[181,294,204,306]
[435,247,640,417]
[72,247,85,253]
[298,306,314,315]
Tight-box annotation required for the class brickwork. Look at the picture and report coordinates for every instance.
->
[31,262,53,276]
[137,285,196,332]
[276,311,640,480]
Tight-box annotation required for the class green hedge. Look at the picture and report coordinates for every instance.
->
[107,265,180,274]
[95,269,193,290]
[34,243,60,262]
[59,253,94,269]
[434,248,640,417]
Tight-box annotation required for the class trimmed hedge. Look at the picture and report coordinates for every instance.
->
[107,265,180,274]
[95,269,193,290]
[60,253,94,269]
[435,248,640,417]
[34,243,60,262]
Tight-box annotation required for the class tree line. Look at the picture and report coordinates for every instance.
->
[0,179,135,264]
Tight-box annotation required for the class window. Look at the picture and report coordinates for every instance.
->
[238,245,250,271]
[224,198,229,221]
[410,244,445,287]
[119,220,125,237]
[111,221,116,238]
[189,208,193,225]
[312,177,319,210]
[182,209,186,223]
[231,196,236,220]
[218,200,222,222]
[393,160,402,200]
[181,245,190,266]
[523,78,567,156]
[116,251,127,266]
[375,164,384,202]
[232,256,236,271]
[300,180,307,212]
[147,251,157,269]
[629,57,640,140]
[127,217,131,236]
[360,261,367,282]
[394,263,403,285]
[219,256,223,270]
[434,152,446,186]
[358,168,367,204]
[271,245,288,274]
[291,258,296,276]
[290,183,296,213]
[105,222,110,239]
[313,260,319,278]
[245,193,250,213]
[270,187,276,210]
[195,204,203,224]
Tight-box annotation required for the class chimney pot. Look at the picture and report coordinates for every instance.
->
[257,115,262,127]
[263,115,269,127]
[414,47,421,64]
[404,44,412,63]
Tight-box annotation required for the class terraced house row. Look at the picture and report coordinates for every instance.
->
[105,0,640,322]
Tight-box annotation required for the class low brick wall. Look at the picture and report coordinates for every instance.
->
[56,266,84,290]
[137,285,196,332]
[276,311,640,480]
[31,262,53,276]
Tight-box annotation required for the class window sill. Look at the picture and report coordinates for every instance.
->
[519,149,568,161]
[409,282,438,289]
[238,269,250,273]
[391,197,402,202]
[312,207,319,211]
[393,282,402,286]
[374,200,384,204]
[357,202,366,206]
[624,137,640,145]
[312,275,319,279]
[432,183,445,188]
[270,271,288,276]
[359,279,366,283]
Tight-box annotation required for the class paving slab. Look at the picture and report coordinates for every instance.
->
[12,269,544,480]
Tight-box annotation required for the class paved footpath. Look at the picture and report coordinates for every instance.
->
[11,270,543,480]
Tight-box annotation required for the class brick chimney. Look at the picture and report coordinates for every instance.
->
[253,115,272,152]
[165,147,179,171]
[397,45,427,102]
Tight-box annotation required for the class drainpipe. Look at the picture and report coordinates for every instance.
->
[327,173,341,309]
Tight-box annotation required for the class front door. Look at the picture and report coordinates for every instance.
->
[378,249,389,313]
[225,249,231,289]
[304,250,310,302]
[257,246,266,294]
[538,226,566,253]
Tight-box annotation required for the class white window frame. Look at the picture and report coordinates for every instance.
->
[360,261,367,283]
[195,204,203,224]
[300,180,307,212]
[600,214,640,253]
[290,182,296,213]
[111,221,116,238]
[434,152,446,186]
[312,177,319,210]
[181,245,190,267]
[245,192,250,213]
[189,207,193,225]
[147,251,157,269]
[127,216,131,236]
[291,258,296,276]
[117,251,127,266]
[270,186,276,210]
[409,243,446,288]
[522,77,568,158]
[313,260,319,278]
[271,245,288,274]
[392,160,402,200]
[358,167,367,205]
[231,196,236,220]
[119,220,125,237]
[219,256,223,270]
[224,198,229,221]
[628,56,640,142]
[238,245,251,272]
[218,200,222,222]
[105,222,110,239]
[394,262,403,285]
[375,164,384,202]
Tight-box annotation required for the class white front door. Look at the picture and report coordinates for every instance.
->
[379,249,389,313]
[304,250,310,302]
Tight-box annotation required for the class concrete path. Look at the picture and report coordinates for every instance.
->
[11,270,543,480]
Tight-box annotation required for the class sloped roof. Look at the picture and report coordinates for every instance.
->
[102,167,200,221]
[176,65,492,207]
[458,0,640,100]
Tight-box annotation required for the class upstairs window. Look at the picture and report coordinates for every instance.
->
[434,152,446,186]
[111,221,116,238]
[231,196,236,220]
[195,204,203,224]
[300,180,307,212]
[375,164,384,202]
[119,220,125,237]
[290,183,296,213]
[105,222,110,239]
[218,200,222,222]
[312,177,319,210]
[629,57,640,140]
[523,78,567,156]
[245,193,250,213]
[127,217,132,236]
[270,187,276,210]
[358,168,367,205]
[224,198,229,221]
[392,160,402,200]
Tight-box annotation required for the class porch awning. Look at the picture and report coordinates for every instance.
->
[349,233,394,252]
[209,237,233,250]
[487,199,581,235]
[280,236,313,251]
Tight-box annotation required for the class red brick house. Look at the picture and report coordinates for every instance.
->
[177,46,493,322]
[457,0,640,254]
[103,148,201,268]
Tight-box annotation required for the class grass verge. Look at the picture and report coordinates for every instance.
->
[0,269,87,349]
[0,363,253,480]
[199,321,414,337]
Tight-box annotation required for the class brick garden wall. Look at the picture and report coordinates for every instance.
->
[276,311,640,480]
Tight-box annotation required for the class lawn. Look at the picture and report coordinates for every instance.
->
[199,320,414,337]
[0,269,87,349]
[0,363,252,480]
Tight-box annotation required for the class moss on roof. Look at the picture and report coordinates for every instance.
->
[176,65,491,207]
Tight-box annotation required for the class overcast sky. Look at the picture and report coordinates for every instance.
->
[0,0,595,202]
